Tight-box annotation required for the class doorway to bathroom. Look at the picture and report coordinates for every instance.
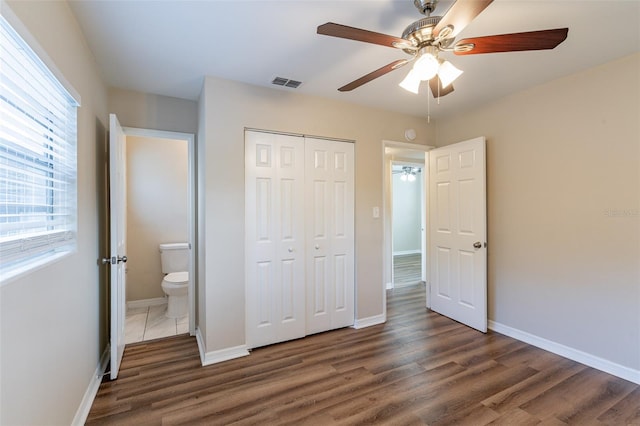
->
[118,127,196,345]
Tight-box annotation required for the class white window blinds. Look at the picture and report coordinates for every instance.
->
[0,15,79,276]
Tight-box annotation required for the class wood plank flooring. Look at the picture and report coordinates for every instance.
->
[87,284,639,425]
[393,253,422,287]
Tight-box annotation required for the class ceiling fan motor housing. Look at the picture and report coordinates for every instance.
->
[414,0,438,16]
[401,16,442,53]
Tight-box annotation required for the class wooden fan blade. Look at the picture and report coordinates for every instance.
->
[338,59,409,92]
[433,0,494,39]
[429,76,455,98]
[454,28,569,55]
[318,22,415,50]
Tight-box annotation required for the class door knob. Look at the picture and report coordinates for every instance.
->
[315,244,320,250]
[288,247,293,253]
[101,255,127,265]
[473,242,482,249]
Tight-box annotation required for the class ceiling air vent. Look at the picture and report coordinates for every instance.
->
[272,77,302,89]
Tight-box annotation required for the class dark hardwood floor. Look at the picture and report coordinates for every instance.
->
[87,284,639,425]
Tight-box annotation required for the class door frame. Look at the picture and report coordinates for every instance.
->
[121,126,197,336]
[382,140,433,317]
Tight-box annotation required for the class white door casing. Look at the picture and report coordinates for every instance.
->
[245,131,306,348]
[305,138,355,334]
[109,114,127,379]
[429,137,487,332]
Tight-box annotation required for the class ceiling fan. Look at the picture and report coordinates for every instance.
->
[317,0,568,98]
[393,166,422,181]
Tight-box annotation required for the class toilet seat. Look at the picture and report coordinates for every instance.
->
[163,271,188,284]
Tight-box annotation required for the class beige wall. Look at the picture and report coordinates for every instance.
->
[435,53,640,371]
[392,170,423,253]
[109,87,198,134]
[0,1,109,424]
[126,136,189,301]
[198,76,434,352]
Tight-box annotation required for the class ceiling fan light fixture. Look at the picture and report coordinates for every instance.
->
[438,60,463,88]
[399,69,422,94]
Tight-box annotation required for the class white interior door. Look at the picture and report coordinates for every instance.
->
[421,161,427,282]
[429,137,487,332]
[245,131,306,348]
[109,114,127,379]
[305,138,355,334]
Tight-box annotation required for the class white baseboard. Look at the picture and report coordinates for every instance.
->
[72,345,110,425]
[127,297,167,310]
[353,313,386,329]
[195,327,250,366]
[489,320,640,385]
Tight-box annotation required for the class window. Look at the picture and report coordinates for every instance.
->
[0,15,79,282]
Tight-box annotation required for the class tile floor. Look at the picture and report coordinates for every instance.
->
[125,304,189,344]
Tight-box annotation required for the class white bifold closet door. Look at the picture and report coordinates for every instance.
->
[245,131,354,349]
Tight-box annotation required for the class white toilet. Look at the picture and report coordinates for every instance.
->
[159,242,190,319]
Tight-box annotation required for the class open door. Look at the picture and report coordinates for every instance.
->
[108,114,127,379]
[429,137,487,332]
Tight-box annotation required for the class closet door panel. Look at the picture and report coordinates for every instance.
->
[306,138,355,334]
[307,146,331,333]
[246,131,306,348]
[328,142,355,329]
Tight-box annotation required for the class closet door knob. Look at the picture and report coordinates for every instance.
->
[315,244,320,250]
[288,247,293,253]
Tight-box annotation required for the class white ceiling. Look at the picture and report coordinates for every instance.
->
[68,0,640,120]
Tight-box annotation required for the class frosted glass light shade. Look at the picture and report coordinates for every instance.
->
[438,60,463,88]
[399,69,421,94]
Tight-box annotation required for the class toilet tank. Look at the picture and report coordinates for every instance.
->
[159,242,190,273]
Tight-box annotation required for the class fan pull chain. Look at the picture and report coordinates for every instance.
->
[427,89,431,123]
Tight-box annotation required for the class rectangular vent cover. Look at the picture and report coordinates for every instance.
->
[272,77,302,89]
